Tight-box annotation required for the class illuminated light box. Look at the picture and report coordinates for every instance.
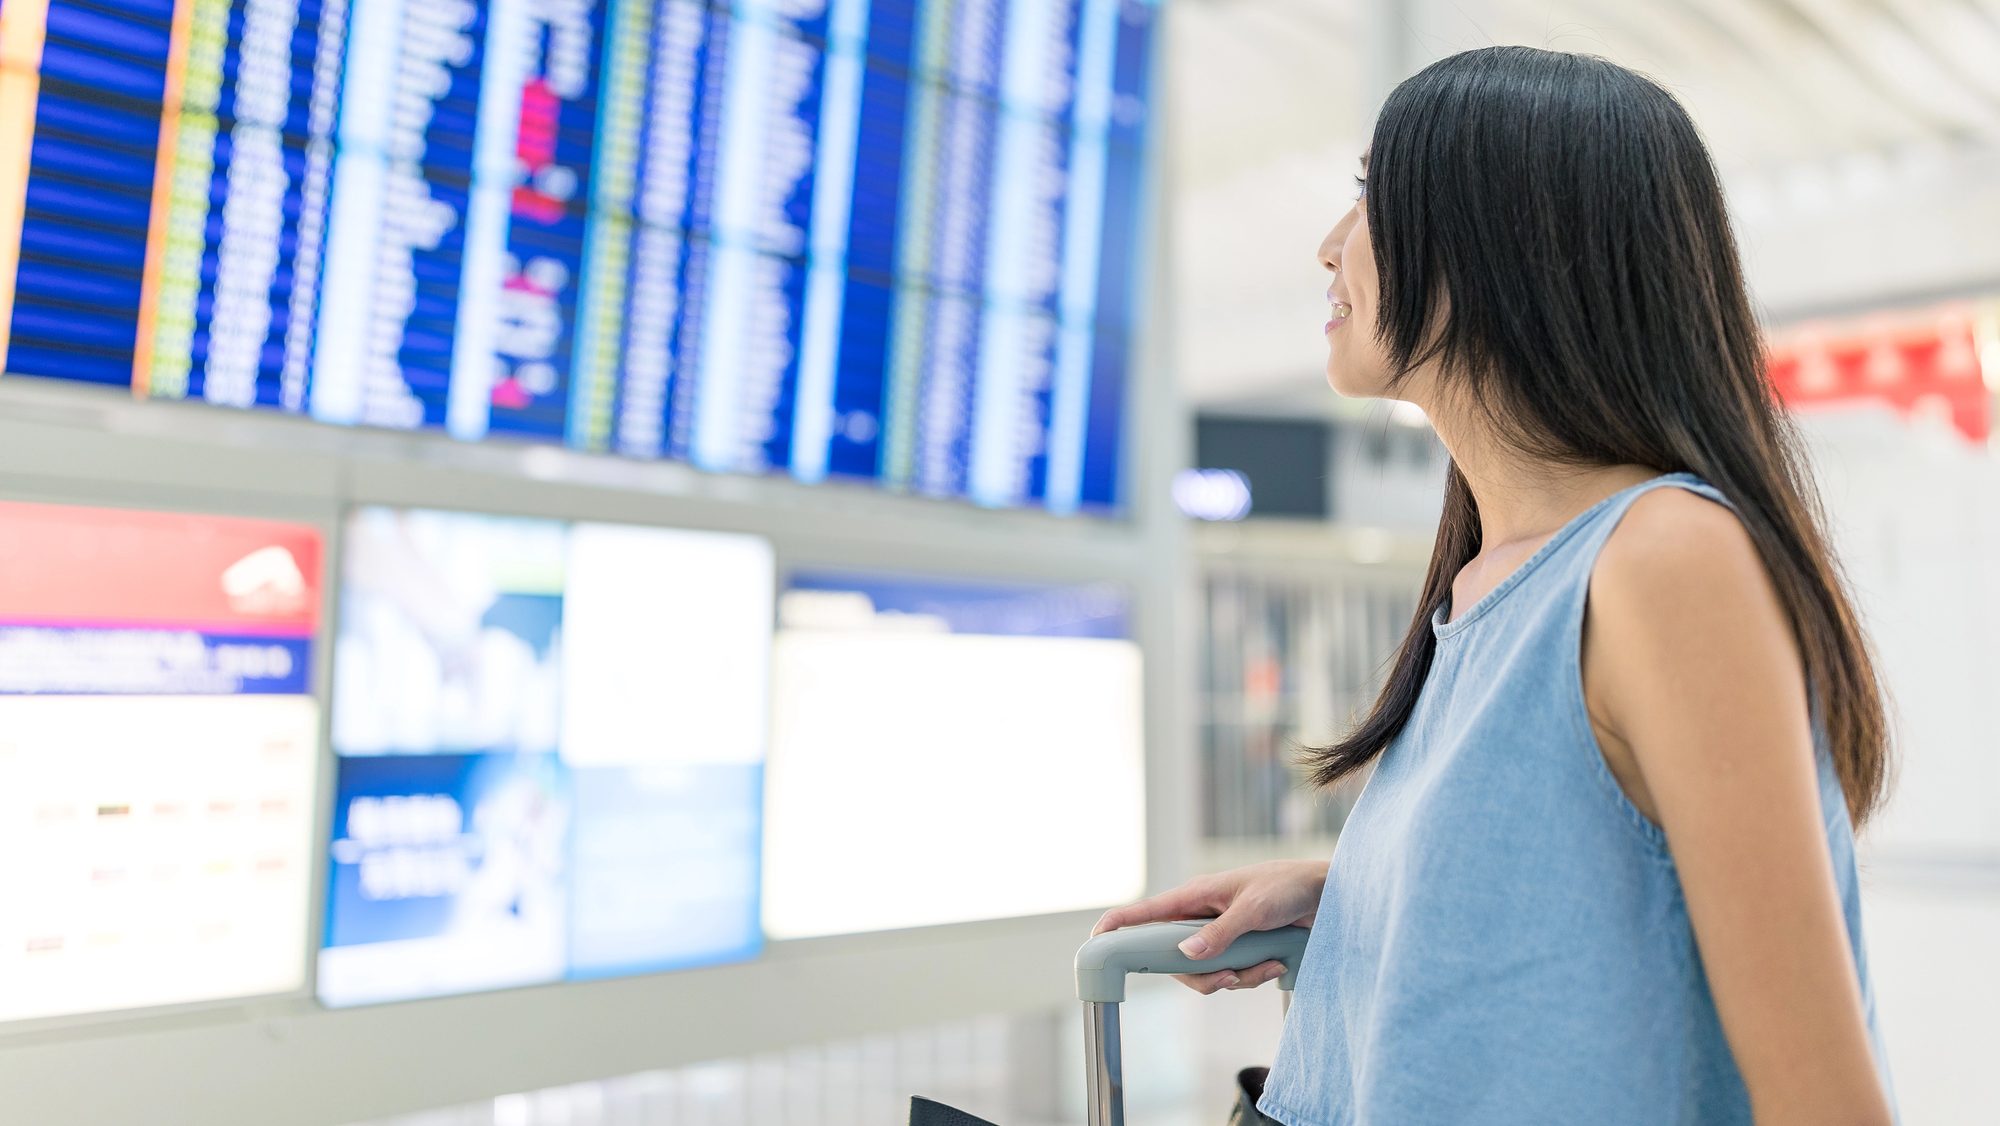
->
[319,508,771,1007]
[0,501,323,1025]
[762,572,1146,939]
[0,0,1158,515]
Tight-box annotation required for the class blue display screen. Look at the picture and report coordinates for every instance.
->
[0,0,1157,514]
[784,569,1133,639]
[319,507,773,1006]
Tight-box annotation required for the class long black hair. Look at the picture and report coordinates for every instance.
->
[1300,46,1890,824]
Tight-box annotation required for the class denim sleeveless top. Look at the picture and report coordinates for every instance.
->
[1257,473,1892,1125]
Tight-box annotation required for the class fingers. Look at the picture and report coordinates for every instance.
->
[1093,896,1181,936]
[1090,909,1123,937]
[1172,970,1240,995]
[1231,960,1286,988]
[1092,885,1214,935]
[1175,904,1258,959]
[1172,961,1286,996]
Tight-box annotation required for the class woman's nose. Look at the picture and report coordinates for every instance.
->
[1318,215,1348,273]
[1328,204,1360,274]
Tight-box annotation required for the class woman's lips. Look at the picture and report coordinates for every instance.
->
[1325,291,1352,334]
[1320,284,1352,332]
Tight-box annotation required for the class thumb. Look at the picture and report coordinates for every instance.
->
[1176,907,1253,961]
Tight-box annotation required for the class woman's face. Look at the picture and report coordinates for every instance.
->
[1318,158,1397,399]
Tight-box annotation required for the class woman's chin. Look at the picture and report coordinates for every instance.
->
[1325,343,1394,399]
[1324,359,1370,399]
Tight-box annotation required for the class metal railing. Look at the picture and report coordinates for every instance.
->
[1194,523,1429,848]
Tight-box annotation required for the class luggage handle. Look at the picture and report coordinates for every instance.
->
[1074,919,1310,1002]
[1073,921,1311,1126]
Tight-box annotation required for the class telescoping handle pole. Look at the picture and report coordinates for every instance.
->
[1073,921,1311,1126]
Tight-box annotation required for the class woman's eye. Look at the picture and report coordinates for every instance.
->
[1353,175,1368,199]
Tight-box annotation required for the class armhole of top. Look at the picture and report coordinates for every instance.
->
[1565,478,1736,854]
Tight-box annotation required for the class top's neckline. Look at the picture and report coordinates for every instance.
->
[1430,472,1696,641]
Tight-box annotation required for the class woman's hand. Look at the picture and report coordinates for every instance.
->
[1091,859,1328,996]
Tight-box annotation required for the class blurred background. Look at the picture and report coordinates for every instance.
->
[0,0,1993,1122]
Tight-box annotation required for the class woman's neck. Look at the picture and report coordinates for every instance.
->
[1421,398,1658,552]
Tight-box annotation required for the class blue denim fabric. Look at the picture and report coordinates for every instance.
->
[1258,473,1893,1125]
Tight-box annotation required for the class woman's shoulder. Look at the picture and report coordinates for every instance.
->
[1596,482,1766,607]
[1588,480,1799,698]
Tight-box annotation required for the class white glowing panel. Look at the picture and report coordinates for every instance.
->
[763,575,1145,939]
[560,523,774,768]
[0,697,319,1023]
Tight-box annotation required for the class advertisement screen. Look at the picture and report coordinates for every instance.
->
[0,0,1157,514]
[0,501,322,1024]
[763,572,1145,938]
[320,508,770,1006]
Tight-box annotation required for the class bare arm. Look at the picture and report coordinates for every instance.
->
[1587,490,1891,1126]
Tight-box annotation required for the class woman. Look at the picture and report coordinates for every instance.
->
[1096,47,1896,1125]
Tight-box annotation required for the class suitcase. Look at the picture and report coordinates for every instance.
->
[910,920,1311,1126]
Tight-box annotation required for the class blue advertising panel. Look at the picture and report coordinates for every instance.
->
[320,507,772,1007]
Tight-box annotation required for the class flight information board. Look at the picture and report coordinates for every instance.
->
[0,0,1156,513]
[0,501,322,1025]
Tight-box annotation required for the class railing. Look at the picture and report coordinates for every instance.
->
[1193,522,1429,858]
[354,1016,1022,1126]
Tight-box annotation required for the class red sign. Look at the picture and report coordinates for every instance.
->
[1767,305,1992,443]
[0,502,322,635]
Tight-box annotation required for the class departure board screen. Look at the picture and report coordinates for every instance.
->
[0,0,1156,514]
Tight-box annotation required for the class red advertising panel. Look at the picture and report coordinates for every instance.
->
[1767,305,1992,443]
[0,501,321,636]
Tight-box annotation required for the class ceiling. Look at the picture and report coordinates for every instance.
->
[1169,0,2000,411]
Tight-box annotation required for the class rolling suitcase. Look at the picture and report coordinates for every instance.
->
[910,920,1312,1126]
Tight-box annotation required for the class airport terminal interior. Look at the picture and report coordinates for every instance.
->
[0,0,1995,1122]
